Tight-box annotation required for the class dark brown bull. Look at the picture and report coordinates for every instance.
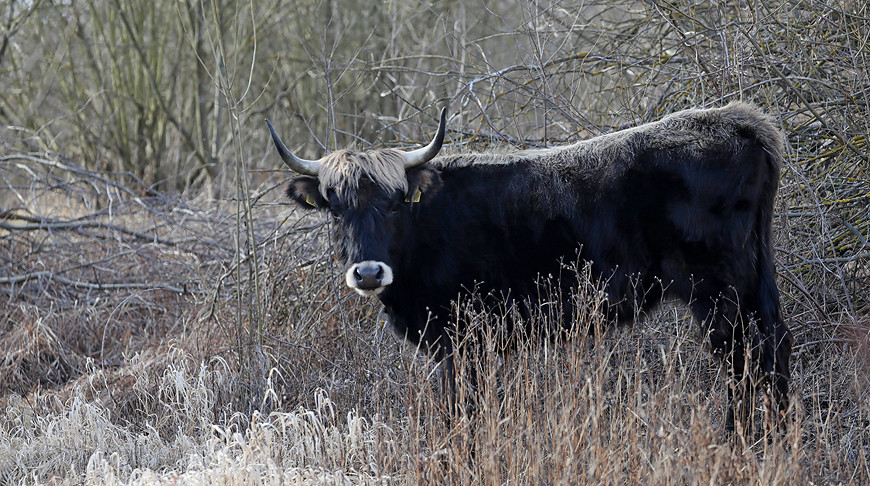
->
[267,103,793,432]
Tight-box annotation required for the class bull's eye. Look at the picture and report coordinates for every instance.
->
[389,201,401,215]
[326,191,343,218]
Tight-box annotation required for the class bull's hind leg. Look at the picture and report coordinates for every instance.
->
[691,288,758,434]
[755,259,794,432]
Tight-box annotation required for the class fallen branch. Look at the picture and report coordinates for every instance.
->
[0,213,178,246]
[0,153,143,198]
[0,270,195,294]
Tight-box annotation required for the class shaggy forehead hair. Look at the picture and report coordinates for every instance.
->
[317,149,409,204]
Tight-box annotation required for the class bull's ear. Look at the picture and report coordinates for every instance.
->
[287,176,327,210]
[405,166,442,204]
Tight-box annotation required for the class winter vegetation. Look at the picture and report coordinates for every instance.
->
[1,0,868,483]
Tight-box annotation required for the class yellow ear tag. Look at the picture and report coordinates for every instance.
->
[405,189,422,203]
[305,194,317,207]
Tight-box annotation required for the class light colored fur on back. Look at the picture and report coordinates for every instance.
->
[432,101,783,172]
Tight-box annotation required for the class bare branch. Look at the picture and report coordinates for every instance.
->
[0,213,179,247]
[0,270,194,294]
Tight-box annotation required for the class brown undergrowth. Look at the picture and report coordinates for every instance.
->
[1,154,868,484]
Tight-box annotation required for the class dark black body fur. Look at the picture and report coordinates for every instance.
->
[284,103,794,431]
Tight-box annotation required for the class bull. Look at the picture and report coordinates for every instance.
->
[266,103,793,432]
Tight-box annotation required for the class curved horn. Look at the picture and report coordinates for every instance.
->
[265,118,321,176]
[401,108,448,169]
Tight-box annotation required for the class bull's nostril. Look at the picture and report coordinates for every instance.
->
[353,268,363,282]
[376,267,384,280]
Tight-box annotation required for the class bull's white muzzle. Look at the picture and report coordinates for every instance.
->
[345,260,393,296]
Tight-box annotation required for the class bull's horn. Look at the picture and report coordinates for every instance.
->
[401,108,447,168]
[265,118,321,176]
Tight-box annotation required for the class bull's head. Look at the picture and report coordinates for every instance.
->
[266,109,447,296]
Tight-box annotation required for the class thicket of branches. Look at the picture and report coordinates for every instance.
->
[3,0,867,306]
[1,0,868,483]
